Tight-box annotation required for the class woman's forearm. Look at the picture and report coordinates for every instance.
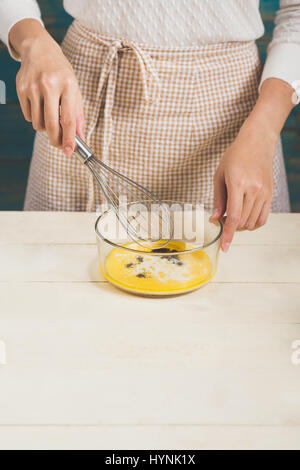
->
[9,18,55,58]
[212,77,295,251]
[242,78,295,142]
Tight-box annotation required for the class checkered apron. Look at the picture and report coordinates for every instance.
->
[24,20,290,212]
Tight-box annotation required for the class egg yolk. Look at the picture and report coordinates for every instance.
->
[103,240,212,295]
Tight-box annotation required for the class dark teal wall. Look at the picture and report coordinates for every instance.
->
[0,0,299,211]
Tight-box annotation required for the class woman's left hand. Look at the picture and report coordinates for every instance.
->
[210,78,295,253]
[210,120,277,252]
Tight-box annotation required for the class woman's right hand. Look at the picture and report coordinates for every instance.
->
[10,19,84,156]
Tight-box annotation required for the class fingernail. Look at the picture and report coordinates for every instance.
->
[64,146,73,156]
[211,208,220,219]
[223,242,230,253]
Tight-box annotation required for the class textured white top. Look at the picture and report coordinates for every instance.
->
[0,0,300,93]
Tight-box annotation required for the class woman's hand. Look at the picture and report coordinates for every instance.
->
[211,123,276,252]
[10,19,84,156]
[211,78,295,252]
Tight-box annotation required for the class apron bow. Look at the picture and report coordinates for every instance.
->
[85,37,160,211]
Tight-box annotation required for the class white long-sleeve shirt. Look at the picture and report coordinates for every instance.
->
[0,0,300,92]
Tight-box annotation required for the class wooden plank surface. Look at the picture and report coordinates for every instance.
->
[1,281,300,323]
[0,212,299,449]
[0,425,300,451]
[0,311,299,425]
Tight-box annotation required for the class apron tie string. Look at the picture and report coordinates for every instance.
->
[85,38,160,211]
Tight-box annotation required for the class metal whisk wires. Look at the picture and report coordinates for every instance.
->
[75,135,173,248]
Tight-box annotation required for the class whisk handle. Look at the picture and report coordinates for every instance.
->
[75,135,93,164]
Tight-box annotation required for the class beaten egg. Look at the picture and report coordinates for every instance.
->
[103,240,213,295]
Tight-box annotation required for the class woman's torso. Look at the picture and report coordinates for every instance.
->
[63,0,264,47]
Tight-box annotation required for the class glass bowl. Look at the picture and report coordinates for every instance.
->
[95,201,222,297]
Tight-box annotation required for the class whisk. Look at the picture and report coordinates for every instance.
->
[75,135,173,248]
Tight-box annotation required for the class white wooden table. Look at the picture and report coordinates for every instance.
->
[0,212,299,450]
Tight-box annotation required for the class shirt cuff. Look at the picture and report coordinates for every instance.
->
[259,42,300,105]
